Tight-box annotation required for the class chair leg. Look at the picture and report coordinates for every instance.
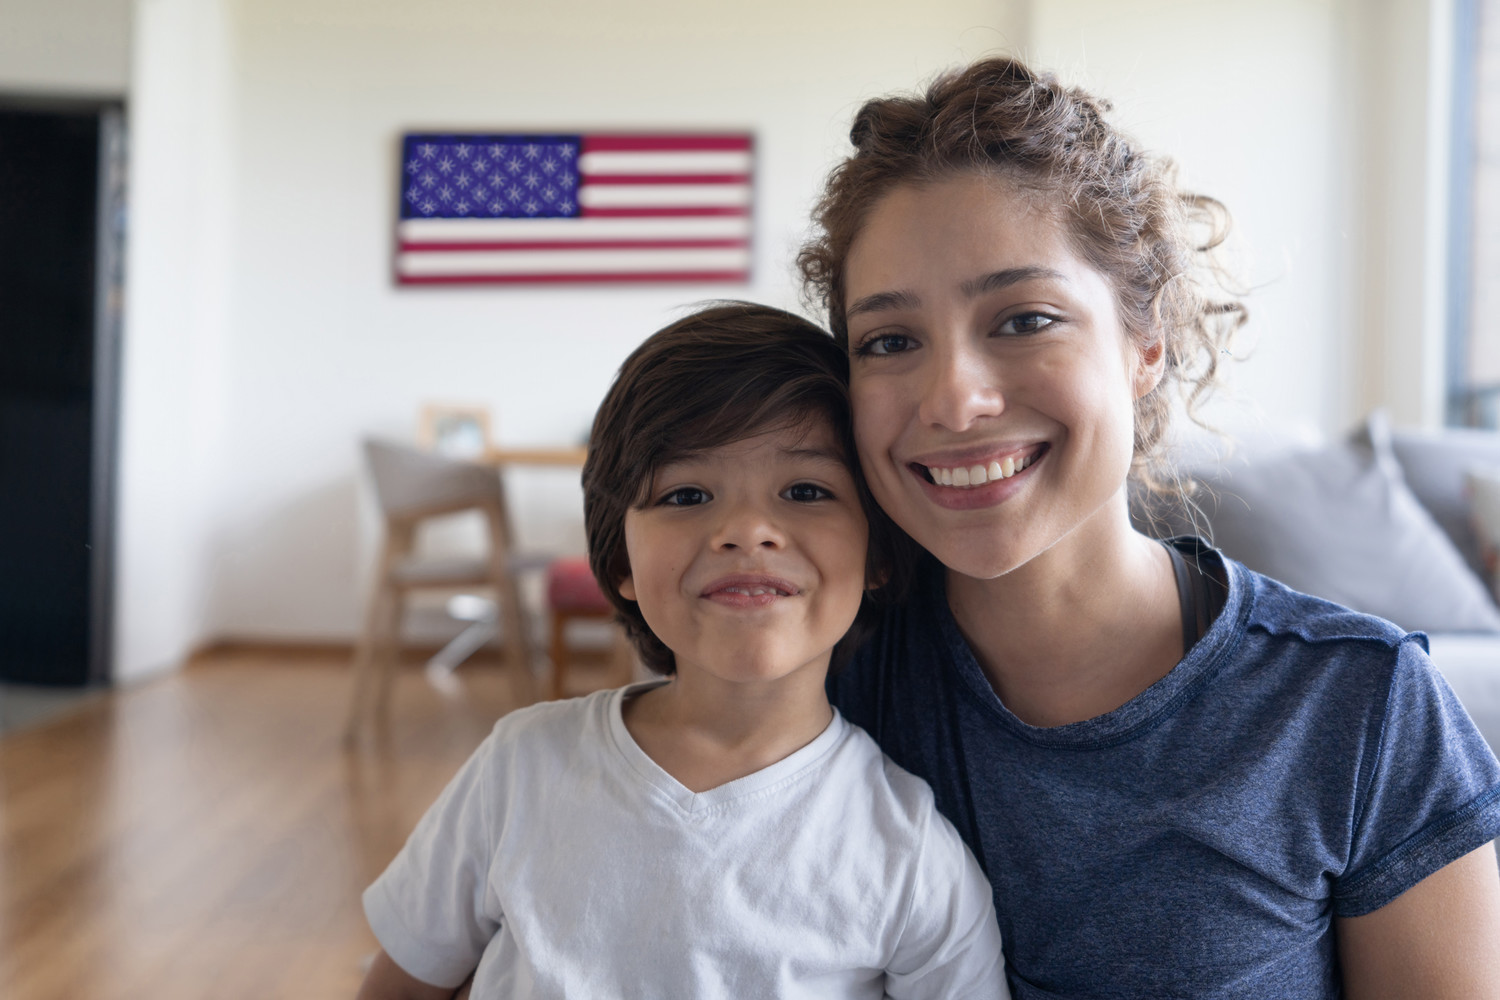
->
[550,611,569,700]
[497,575,531,677]
[480,504,534,680]
[345,580,396,745]
[371,590,406,729]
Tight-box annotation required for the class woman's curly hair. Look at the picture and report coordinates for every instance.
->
[798,56,1246,492]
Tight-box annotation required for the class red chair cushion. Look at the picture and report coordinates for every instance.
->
[546,557,612,614]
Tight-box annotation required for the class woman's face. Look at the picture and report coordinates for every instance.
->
[842,172,1160,581]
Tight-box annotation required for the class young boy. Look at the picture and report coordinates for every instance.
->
[356,303,1008,999]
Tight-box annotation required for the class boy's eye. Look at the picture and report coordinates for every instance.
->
[783,482,832,503]
[659,486,710,507]
[853,332,913,357]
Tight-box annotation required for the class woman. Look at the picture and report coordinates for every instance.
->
[802,57,1500,998]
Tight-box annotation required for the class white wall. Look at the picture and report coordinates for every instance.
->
[116,0,1023,675]
[1350,0,1457,428]
[1026,0,1457,435]
[0,0,131,95]
[116,0,1462,676]
[115,0,233,682]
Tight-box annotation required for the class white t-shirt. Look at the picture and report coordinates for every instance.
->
[364,682,1008,999]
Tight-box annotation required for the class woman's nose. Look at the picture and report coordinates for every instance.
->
[916,347,1005,431]
[712,499,785,551]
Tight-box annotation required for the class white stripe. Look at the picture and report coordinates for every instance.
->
[399,217,752,242]
[398,247,752,276]
[577,184,750,209]
[578,151,752,174]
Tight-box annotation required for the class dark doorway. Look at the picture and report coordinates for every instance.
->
[0,100,125,687]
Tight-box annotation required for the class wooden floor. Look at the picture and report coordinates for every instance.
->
[0,647,613,1000]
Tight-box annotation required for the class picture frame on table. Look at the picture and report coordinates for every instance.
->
[419,403,492,460]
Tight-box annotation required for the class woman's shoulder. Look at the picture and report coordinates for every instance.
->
[1222,549,1416,649]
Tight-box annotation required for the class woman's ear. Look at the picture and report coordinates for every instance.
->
[618,574,636,602]
[1134,337,1167,399]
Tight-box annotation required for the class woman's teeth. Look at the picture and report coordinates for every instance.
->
[928,453,1034,488]
[721,586,788,597]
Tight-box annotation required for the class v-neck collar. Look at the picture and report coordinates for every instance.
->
[606,681,849,816]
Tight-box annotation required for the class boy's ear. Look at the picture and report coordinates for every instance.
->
[618,574,636,602]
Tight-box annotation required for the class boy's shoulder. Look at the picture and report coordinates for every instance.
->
[476,684,632,765]
[825,713,944,840]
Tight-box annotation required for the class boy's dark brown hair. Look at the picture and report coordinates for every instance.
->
[582,301,906,675]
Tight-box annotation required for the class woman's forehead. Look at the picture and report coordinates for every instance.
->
[844,177,1090,306]
[850,176,1066,265]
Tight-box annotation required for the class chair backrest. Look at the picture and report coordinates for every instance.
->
[362,438,504,520]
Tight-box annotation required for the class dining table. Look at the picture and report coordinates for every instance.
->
[481,444,589,468]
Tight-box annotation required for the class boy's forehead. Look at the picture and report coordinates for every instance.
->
[658,416,845,467]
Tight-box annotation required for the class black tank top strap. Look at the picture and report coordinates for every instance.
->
[1161,538,1227,653]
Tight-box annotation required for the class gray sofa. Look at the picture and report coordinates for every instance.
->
[1136,411,1500,756]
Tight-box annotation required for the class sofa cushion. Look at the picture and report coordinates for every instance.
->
[1466,466,1500,603]
[1136,412,1500,635]
[1388,423,1500,578]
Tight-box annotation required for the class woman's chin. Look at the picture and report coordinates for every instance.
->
[919,533,1034,583]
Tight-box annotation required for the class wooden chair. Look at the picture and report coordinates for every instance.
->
[344,439,533,743]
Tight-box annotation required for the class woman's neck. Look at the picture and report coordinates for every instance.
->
[945,502,1183,728]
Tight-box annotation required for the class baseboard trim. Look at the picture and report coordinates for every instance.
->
[184,638,613,669]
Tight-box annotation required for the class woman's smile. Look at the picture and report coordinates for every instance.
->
[918,447,1040,489]
[906,444,1048,510]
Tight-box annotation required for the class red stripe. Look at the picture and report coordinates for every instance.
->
[580,173,750,185]
[580,135,752,152]
[400,239,749,252]
[579,206,749,218]
[397,270,751,285]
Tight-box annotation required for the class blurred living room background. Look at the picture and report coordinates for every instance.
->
[2,0,1498,997]
[0,0,1478,691]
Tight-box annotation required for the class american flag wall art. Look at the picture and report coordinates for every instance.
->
[395,132,753,285]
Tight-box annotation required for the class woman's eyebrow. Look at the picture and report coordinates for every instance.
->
[847,266,1069,321]
[846,289,919,321]
[959,265,1068,298]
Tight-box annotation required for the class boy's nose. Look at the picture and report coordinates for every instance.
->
[711,500,786,551]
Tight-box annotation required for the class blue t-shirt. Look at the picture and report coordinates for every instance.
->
[829,541,1500,999]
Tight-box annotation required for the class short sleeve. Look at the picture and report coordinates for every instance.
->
[885,793,1010,999]
[362,725,506,988]
[1335,637,1500,917]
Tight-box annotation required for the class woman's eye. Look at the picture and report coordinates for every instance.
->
[784,482,832,503]
[660,486,709,506]
[853,332,914,357]
[997,312,1056,336]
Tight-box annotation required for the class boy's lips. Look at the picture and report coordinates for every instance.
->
[700,573,801,607]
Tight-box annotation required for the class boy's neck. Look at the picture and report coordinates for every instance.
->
[621,668,834,795]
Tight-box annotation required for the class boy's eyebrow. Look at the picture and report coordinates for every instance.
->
[780,444,847,464]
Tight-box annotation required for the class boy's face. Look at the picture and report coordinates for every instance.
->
[619,420,869,690]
